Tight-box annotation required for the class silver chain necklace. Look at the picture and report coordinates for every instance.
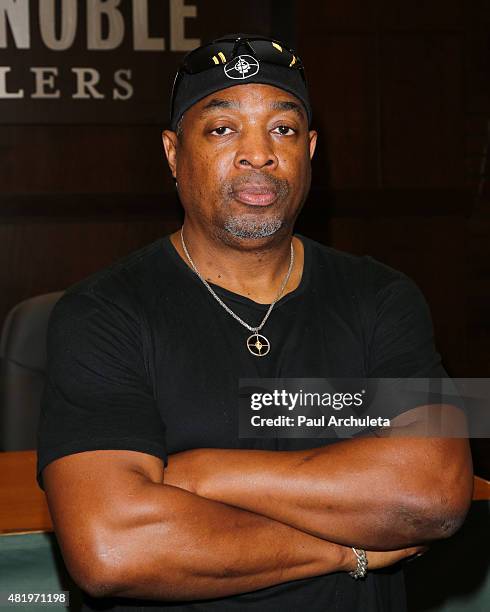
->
[180,229,295,357]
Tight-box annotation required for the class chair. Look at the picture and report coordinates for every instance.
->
[0,291,64,451]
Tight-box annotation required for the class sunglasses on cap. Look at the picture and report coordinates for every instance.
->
[170,35,306,122]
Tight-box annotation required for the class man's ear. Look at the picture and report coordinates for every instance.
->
[308,130,318,160]
[162,130,179,179]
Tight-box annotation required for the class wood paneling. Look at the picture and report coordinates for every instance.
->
[465,116,489,196]
[463,0,490,390]
[0,215,181,328]
[0,126,173,194]
[297,1,376,32]
[377,0,463,30]
[465,30,490,114]
[465,0,490,28]
[297,0,463,33]
[467,216,490,376]
[298,35,378,189]
[0,193,180,217]
[380,34,464,187]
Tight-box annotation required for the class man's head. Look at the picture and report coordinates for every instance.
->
[162,34,317,247]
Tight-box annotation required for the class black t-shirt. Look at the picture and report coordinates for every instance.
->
[37,234,447,612]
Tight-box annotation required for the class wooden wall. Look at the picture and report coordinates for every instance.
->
[1,1,488,471]
[294,1,490,474]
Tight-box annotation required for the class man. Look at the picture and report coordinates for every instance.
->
[37,34,473,611]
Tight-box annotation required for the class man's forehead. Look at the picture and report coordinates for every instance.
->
[196,85,306,120]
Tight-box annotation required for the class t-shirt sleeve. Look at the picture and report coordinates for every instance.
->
[36,290,167,491]
[366,259,444,379]
[363,257,463,421]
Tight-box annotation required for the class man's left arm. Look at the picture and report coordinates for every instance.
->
[164,406,473,551]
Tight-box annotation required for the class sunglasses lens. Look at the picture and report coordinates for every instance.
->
[183,43,235,73]
[183,38,303,75]
[247,40,295,66]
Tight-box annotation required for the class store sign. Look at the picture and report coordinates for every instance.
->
[0,0,283,124]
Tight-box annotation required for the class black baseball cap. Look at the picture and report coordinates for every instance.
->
[169,33,312,131]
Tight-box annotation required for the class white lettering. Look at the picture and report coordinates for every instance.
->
[39,0,76,50]
[0,0,29,49]
[30,67,60,98]
[87,0,124,51]
[261,394,273,407]
[113,68,133,100]
[71,67,105,98]
[132,0,164,51]
[251,415,295,427]
[0,66,23,97]
[288,392,299,410]
[170,0,199,51]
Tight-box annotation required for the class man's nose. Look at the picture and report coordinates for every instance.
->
[234,130,278,170]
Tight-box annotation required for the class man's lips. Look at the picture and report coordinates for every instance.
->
[232,186,278,206]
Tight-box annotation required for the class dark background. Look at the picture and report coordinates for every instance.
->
[1,1,488,474]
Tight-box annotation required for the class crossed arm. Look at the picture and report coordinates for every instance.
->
[43,404,472,601]
[163,404,473,550]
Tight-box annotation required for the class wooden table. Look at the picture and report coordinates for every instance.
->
[0,451,52,534]
[1,450,489,535]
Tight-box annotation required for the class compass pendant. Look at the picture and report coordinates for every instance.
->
[247,333,271,357]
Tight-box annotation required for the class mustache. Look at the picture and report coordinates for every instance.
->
[222,173,290,199]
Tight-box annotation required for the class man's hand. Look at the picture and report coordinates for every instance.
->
[364,546,428,571]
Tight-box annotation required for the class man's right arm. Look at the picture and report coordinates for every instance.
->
[43,449,421,602]
[43,448,350,601]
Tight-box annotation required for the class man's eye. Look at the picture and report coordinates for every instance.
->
[210,126,233,135]
[272,125,296,136]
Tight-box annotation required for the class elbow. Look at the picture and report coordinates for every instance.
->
[78,572,117,600]
[68,554,126,600]
[420,503,470,541]
[428,457,474,540]
[61,531,134,599]
[427,485,473,540]
[68,561,118,599]
[400,441,474,542]
[399,475,473,542]
[67,533,187,601]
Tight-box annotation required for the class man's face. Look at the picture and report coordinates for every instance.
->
[163,83,317,246]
